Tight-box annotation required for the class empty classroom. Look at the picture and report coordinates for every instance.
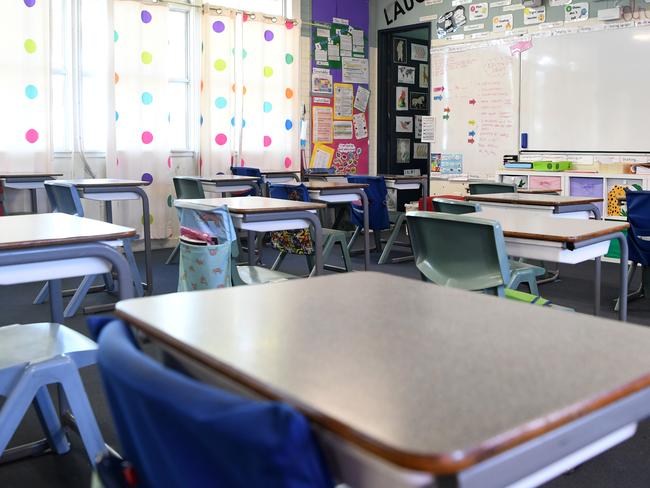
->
[2,1,650,487]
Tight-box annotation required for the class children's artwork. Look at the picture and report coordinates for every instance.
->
[310,144,335,168]
[437,6,467,38]
[311,69,333,95]
[393,37,408,64]
[396,139,411,164]
[413,143,430,160]
[565,2,589,22]
[419,64,429,89]
[333,143,363,174]
[492,14,513,32]
[396,86,409,111]
[396,116,413,133]
[333,120,354,139]
[415,115,422,139]
[411,43,428,62]
[397,65,416,84]
[409,92,429,111]
[523,6,545,25]
[469,2,489,20]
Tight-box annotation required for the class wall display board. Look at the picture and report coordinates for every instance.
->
[310,19,369,174]
[429,40,519,175]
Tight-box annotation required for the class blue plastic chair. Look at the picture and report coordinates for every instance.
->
[617,190,650,309]
[231,166,262,196]
[0,323,105,465]
[90,318,333,488]
[34,182,143,317]
[268,184,352,276]
[346,176,391,253]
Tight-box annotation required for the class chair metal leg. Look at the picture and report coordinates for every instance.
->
[34,282,49,305]
[165,243,180,265]
[339,240,353,272]
[378,213,408,265]
[615,263,643,312]
[347,227,361,252]
[122,239,144,297]
[373,230,383,254]
[271,251,288,271]
[64,275,98,318]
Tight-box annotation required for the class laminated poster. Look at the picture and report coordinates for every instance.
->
[492,14,513,32]
[469,3,489,20]
[312,69,333,95]
[310,144,335,168]
[523,6,545,25]
[333,120,354,139]
[354,86,370,113]
[312,106,333,143]
[334,83,354,120]
[353,113,368,139]
[342,57,369,84]
[421,116,437,143]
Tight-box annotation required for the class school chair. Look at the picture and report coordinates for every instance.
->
[615,190,650,311]
[406,211,549,299]
[231,166,263,196]
[468,181,517,195]
[176,201,295,290]
[90,318,333,488]
[33,182,143,318]
[0,323,105,466]
[431,198,544,294]
[165,177,206,265]
[268,183,352,276]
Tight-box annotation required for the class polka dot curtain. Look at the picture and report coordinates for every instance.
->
[199,11,235,176]
[239,17,300,170]
[108,1,172,240]
[0,0,51,173]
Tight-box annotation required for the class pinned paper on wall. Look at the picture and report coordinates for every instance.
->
[354,86,370,112]
[310,143,335,168]
[328,40,340,62]
[351,28,365,54]
[333,120,354,139]
[314,97,331,105]
[469,2,489,20]
[492,14,513,32]
[353,113,368,139]
[523,6,546,25]
[415,115,423,139]
[340,34,353,57]
[312,68,333,95]
[440,153,464,174]
[421,116,437,143]
[342,57,369,84]
[565,3,589,22]
[315,44,328,66]
[334,83,354,120]
[312,106,333,143]
[549,0,570,6]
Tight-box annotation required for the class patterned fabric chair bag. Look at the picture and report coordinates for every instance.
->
[269,184,314,255]
[175,203,238,292]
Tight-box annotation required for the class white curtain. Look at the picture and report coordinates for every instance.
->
[0,0,51,173]
[240,17,300,170]
[199,10,236,176]
[108,1,173,239]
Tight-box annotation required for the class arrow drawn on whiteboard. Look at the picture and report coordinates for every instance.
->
[468,138,475,144]
[433,95,443,101]
[434,86,445,92]
[468,120,476,125]
[443,114,450,120]
[443,107,451,113]
[468,130,476,137]
[469,99,477,105]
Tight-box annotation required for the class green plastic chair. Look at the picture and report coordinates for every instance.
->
[406,211,549,302]
[432,198,544,294]
[166,177,206,265]
[468,182,516,195]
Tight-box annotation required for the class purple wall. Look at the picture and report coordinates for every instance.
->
[311,0,369,29]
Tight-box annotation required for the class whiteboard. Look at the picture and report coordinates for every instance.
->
[430,42,520,176]
[520,27,650,153]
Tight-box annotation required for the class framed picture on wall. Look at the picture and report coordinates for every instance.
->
[396,138,411,164]
[393,37,408,64]
[397,65,416,84]
[415,115,422,139]
[396,116,413,133]
[413,142,430,159]
[419,64,429,88]
[396,86,409,111]
[409,91,429,111]
[411,43,429,62]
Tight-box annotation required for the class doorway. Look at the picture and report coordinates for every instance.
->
[377,24,431,205]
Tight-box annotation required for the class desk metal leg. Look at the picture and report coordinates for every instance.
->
[354,189,370,271]
[30,188,38,214]
[104,201,113,223]
[48,279,64,324]
[594,257,601,316]
[247,231,256,265]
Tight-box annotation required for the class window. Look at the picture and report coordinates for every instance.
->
[168,7,192,151]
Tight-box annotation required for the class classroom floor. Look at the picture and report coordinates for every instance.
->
[1,241,650,488]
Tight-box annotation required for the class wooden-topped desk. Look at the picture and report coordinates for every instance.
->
[473,207,630,320]
[175,196,326,275]
[517,188,562,195]
[56,179,153,293]
[0,213,135,323]
[258,169,300,184]
[0,172,62,214]
[467,192,603,219]
[198,175,260,195]
[303,181,371,271]
[116,272,650,488]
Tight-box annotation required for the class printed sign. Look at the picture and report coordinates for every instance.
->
[492,14,513,32]
[469,2,489,20]
[523,6,546,25]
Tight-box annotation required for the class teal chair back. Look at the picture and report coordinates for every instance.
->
[44,181,84,216]
[406,211,511,296]
[173,177,205,200]
[433,198,481,215]
[468,182,516,195]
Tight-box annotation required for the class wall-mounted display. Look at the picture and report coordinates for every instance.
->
[396,86,409,111]
[410,91,429,111]
[411,43,429,62]
[396,116,414,133]
[414,142,430,160]
[393,37,408,63]
[419,64,429,88]
[396,138,411,164]
[397,65,416,84]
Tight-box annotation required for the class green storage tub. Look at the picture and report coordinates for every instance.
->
[531,161,572,172]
